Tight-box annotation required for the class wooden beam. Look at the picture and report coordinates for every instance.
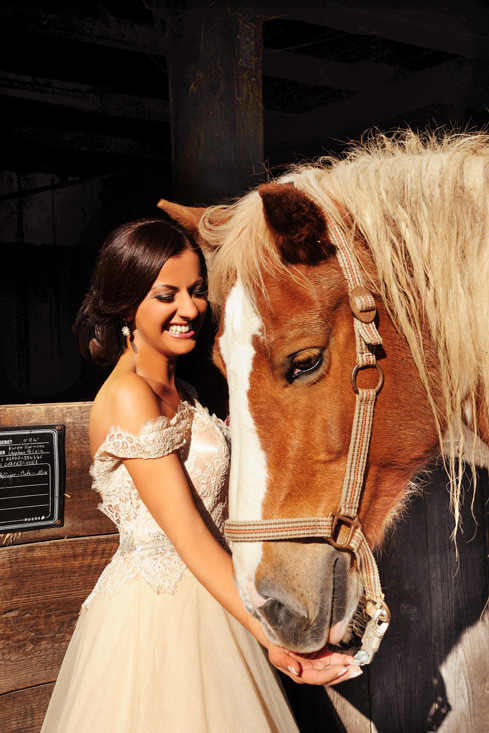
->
[4,1,489,66]
[264,57,476,150]
[259,2,489,63]
[160,5,264,203]
[263,49,397,91]
[0,71,169,122]
[0,1,161,55]
[10,126,167,160]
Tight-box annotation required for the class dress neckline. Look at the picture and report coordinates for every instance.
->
[93,399,193,460]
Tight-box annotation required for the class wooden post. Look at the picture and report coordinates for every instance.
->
[155,3,264,204]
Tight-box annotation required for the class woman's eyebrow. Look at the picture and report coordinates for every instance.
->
[150,278,205,293]
[150,283,177,292]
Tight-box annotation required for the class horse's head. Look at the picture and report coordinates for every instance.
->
[159,182,440,653]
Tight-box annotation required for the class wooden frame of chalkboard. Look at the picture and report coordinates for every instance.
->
[0,424,65,531]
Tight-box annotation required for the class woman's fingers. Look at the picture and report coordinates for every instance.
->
[269,645,363,686]
[290,649,357,670]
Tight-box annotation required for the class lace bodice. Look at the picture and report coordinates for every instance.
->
[84,385,231,604]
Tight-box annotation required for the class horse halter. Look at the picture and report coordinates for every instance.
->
[224,213,390,666]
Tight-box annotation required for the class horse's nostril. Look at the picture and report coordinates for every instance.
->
[262,598,306,634]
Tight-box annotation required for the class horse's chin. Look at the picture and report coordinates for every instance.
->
[255,608,354,655]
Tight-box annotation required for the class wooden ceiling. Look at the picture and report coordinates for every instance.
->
[1,0,489,185]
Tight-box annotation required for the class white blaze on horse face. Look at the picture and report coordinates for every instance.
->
[219,279,268,607]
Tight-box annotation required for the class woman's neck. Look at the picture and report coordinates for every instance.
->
[120,348,181,411]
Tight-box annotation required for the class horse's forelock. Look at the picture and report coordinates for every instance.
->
[199,190,293,309]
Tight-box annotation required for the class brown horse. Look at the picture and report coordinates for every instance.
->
[159,129,489,659]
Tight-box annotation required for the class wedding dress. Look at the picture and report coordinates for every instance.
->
[42,384,298,733]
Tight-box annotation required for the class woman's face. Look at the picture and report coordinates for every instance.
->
[132,249,208,359]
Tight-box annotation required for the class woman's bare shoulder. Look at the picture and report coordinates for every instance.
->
[90,370,161,455]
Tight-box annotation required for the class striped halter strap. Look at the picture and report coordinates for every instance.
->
[224,213,390,665]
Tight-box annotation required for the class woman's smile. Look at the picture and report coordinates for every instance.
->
[166,322,196,338]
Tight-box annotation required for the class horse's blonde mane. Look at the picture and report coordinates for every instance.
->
[200,128,489,532]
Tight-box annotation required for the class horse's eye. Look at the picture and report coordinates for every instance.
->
[290,348,323,381]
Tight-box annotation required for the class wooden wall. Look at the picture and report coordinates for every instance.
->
[1,404,488,732]
[0,403,118,733]
[326,462,489,733]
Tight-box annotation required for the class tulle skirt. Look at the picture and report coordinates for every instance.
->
[42,574,298,733]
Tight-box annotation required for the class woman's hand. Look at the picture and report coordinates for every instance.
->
[268,644,363,686]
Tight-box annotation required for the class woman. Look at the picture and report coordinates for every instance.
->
[42,218,360,733]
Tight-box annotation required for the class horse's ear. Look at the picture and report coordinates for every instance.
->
[156,199,208,245]
[258,183,334,264]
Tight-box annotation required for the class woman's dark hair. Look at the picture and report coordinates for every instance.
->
[73,217,205,365]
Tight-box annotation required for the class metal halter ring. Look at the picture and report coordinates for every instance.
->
[351,362,384,395]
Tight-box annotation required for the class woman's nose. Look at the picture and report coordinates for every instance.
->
[177,291,199,319]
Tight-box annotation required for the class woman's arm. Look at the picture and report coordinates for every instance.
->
[125,450,270,641]
[124,453,361,684]
[102,380,361,683]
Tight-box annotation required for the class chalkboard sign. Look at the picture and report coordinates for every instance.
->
[0,424,65,532]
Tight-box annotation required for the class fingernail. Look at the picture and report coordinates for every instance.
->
[336,667,349,678]
[287,665,299,676]
[349,667,363,679]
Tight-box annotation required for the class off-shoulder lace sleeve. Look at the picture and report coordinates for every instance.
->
[96,406,191,461]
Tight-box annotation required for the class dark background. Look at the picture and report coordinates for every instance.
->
[2,0,489,413]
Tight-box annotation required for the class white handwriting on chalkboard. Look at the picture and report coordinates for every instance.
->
[0,469,48,478]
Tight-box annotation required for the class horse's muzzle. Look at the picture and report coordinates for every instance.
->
[252,542,360,653]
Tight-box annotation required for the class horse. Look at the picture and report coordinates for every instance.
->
[158,128,489,661]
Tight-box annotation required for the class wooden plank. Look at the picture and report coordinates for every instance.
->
[324,482,436,732]
[0,403,116,544]
[438,612,489,732]
[325,687,374,733]
[0,683,54,733]
[423,466,489,732]
[0,534,119,693]
[281,674,349,732]
[329,463,489,732]
[361,487,436,731]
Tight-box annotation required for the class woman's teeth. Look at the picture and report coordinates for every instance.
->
[168,324,191,334]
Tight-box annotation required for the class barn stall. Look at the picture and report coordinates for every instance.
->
[1,3,488,731]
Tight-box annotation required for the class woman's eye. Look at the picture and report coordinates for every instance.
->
[289,348,323,381]
[193,288,208,299]
[156,294,174,303]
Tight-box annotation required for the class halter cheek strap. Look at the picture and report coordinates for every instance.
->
[224,214,390,665]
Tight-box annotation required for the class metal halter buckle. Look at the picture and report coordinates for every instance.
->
[353,600,391,665]
[329,511,361,551]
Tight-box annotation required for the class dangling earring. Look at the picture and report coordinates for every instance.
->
[122,323,131,337]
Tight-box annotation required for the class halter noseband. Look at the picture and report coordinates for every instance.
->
[224,213,390,665]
